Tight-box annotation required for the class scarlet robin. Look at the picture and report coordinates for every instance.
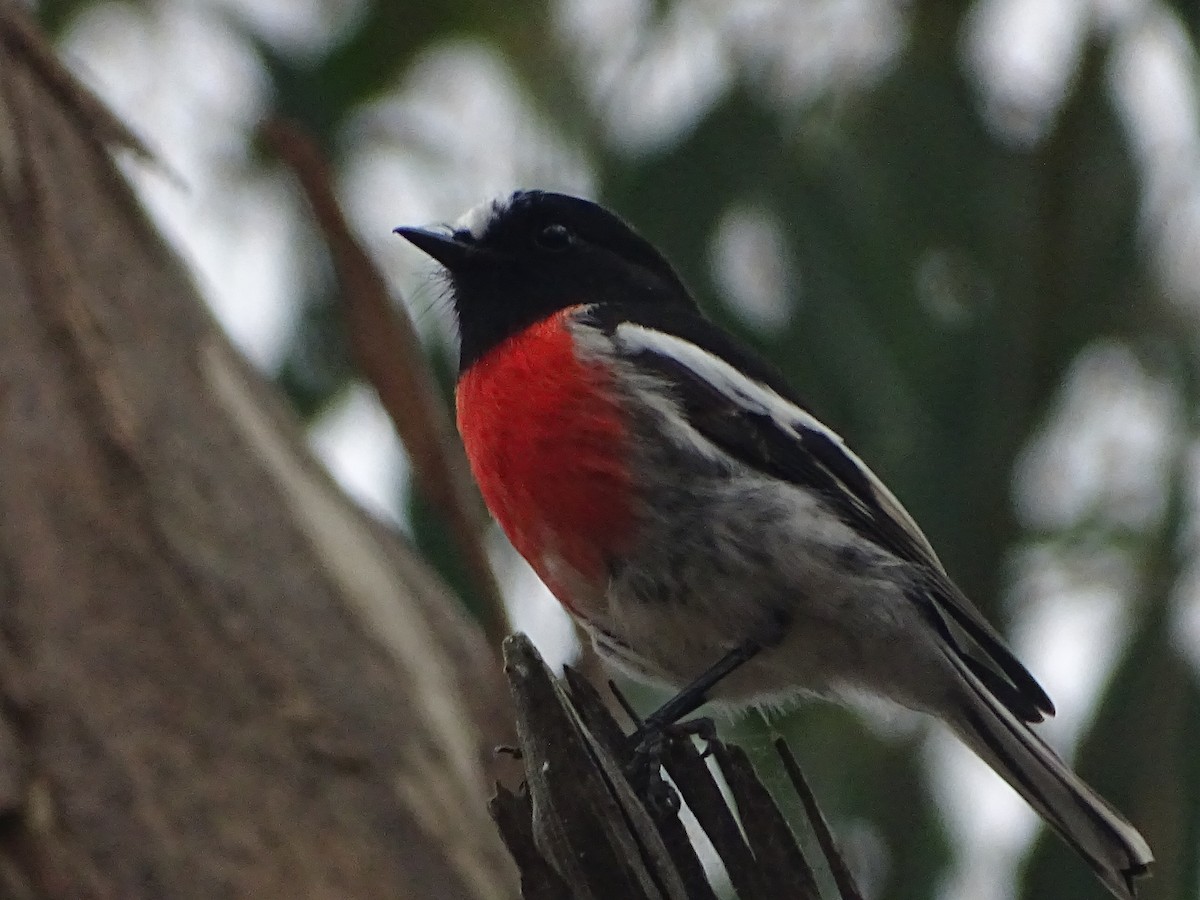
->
[397,190,1152,899]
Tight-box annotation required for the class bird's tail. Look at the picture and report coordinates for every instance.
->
[943,650,1153,899]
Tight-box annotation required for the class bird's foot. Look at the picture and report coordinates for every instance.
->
[623,714,719,812]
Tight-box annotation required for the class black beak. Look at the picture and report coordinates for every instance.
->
[394,226,481,270]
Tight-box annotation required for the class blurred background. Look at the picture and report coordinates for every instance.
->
[33,0,1200,897]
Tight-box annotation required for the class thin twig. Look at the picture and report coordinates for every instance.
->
[714,741,821,899]
[663,737,769,900]
[775,737,865,900]
[264,119,509,650]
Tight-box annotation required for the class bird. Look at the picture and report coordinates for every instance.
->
[395,189,1153,899]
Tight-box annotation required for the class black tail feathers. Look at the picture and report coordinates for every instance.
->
[943,650,1153,899]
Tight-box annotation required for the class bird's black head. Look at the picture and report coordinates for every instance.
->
[396,191,696,372]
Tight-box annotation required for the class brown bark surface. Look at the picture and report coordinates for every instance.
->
[0,4,516,897]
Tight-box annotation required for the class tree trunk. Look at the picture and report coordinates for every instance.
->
[0,5,516,897]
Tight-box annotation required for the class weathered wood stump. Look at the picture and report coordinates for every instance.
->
[492,634,865,900]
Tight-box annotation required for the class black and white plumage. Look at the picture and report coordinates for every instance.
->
[396,190,1153,899]
[577,303,1150,898]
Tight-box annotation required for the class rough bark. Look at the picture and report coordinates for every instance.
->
[0,4,516,897]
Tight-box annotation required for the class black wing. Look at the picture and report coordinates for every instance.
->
[588,306,1054,722]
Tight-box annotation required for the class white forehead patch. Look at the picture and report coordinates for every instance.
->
[452,193,517,240]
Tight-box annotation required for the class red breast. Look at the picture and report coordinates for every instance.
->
[456,307,635,616]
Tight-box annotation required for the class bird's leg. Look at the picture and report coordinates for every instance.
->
[624,614,789,799]
[623,640,761,803]
[629,638,765,751]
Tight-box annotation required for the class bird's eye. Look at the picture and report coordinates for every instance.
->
[534,224,572,252]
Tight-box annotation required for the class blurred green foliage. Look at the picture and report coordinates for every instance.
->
[42,0,1200,897]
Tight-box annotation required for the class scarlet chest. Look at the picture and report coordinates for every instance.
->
[455,310,634,607]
